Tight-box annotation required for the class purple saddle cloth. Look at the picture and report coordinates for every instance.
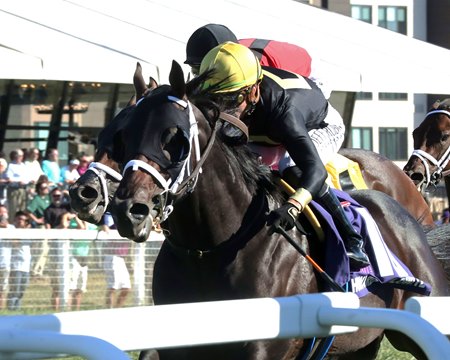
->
[308,189,431,297]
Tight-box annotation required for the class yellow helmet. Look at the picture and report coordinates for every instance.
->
[200,42,262,93]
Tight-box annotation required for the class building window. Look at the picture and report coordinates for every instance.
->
[379,92,408,101]
[378,6,407,35]
[355,92,373,100]
[350,127,373,150]
[36,121,68,162]
[379,127,407,160]
[351,5,372,23]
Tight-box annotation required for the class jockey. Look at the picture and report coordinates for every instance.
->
[197,42,370,269]
[185,23,238,76]
[184,23,330,99]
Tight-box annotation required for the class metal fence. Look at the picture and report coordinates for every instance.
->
[0,229,164,313]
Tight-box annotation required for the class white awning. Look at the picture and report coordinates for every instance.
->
[0,0,449,94]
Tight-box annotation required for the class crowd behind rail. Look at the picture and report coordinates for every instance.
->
[0,147,163,314]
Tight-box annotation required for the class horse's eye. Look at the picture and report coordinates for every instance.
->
[161,127,190,163]
[441,134,450,142]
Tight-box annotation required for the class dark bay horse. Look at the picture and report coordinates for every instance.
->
[341,148,434,229]
[403,99,450,204]
[108,61,448,360]
[69,64,434,231]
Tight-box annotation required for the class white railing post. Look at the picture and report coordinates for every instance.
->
[405,296,450,334]
[317,306,450,360]
[61,239,71,310]
[132,242,146,306]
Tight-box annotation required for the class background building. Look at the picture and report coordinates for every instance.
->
[0,1,449,186]
[310,0,450,169]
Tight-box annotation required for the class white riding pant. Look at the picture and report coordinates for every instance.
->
[249,104,345,174]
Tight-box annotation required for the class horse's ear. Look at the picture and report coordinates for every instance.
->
[169,60,186,99]
[148,76,158,90]
[127,94,136,107]
[133,62,148,100]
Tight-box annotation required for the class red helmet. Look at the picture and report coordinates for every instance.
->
[185,24,238,66]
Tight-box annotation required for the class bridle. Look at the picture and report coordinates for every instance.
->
[409,109,450,189]
[85,161,123,211]
[120,95,249,227]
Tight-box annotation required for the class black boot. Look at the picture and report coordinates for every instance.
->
[318,186,370,269]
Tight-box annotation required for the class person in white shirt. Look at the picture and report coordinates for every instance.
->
[0,204,14,309]
[60,159,81,191]
[24,148,44,184]
[5,149,30,224]
[7,211,32,311]
[0,158,8,206]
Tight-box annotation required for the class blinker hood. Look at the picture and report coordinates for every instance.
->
[126,89,191,182]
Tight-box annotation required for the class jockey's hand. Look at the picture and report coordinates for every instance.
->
[267,202,300,234]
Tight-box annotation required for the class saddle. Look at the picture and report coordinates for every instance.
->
[325,153,368,192]
[277,150,369,242]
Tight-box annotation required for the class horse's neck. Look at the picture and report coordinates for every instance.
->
[169,148,256,249]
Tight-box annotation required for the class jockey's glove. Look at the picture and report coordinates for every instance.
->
[267,188,312,233]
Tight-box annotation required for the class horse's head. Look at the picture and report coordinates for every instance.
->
[110,61,201,242]
[69,62,158,224]
[69,149,122,223]
[109,60,278,243]
[404,99,450,193]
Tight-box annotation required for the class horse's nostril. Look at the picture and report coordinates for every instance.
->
[129,203,149,219]
[410,173,424,183]
[79,186,99,200]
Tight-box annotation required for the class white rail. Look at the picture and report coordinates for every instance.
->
[0,228,165,241]
[404,296,450,334]
[0,293,448,360]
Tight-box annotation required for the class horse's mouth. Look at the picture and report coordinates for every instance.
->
[73,203,106,224]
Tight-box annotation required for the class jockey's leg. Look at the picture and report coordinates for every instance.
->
[317,184,370,269]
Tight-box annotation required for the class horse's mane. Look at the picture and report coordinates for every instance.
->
[186,73,284,203]
[430,98,450,111]
[220,140,283,202]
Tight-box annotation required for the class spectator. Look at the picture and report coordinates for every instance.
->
[7,211,33,311]
[5,149,29,219]
[26,181,51,277]
[76,154,92,177]
[60,159,80,191]
[59,212,88,311]
[44,187,76,311]
[0,204,14,309]
[36,174,49,184]
[436,208,450,225]
[26,181,50,228]
[24,147,44,185]
[41,148,62,189]
[0,158,8,206]
[101,214,131,308]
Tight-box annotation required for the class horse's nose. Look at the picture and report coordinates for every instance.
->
[129,201,150,221]
[403,158,423,176]
[407,171,425,185]
[110,197,154,243]
[69,173,101,203]
[75,183,99,201]
[112,197,150,222]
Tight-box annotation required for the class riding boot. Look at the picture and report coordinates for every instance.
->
[317,186,370,269]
